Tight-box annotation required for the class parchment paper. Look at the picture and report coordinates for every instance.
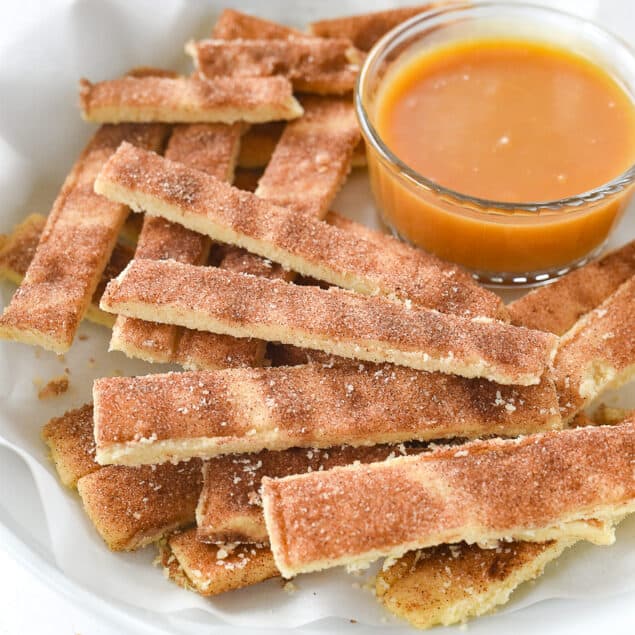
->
[0,0,633,630]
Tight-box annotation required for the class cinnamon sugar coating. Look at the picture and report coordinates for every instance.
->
[0,213,133,329]
[309,4,439,51]
[92,363,559,466]
[384,249,635,621]
[41,404,99,488]
[100,258,554,384]
[376,539,576,629]
[508,241,635,335]
[0,213,133,327]
[553,276,635,421]
[111,97,361,367]
[0,124,168,351]
[77,459,203,551]
[79,76,302,124]
[158,528,278,596]
[188,38,361,95]
[94,143,504,318]
[253,96,360,217]
[261,420,635,577]
[0,214,48,285]
[197,443,426,544]
[212,8,303,40]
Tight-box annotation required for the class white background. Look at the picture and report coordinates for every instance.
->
[0,1,634,634]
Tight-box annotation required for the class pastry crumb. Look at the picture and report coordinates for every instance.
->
[282,580,297,593]
[37,375,69,399]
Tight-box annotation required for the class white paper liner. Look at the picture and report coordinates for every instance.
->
[0,0,633,630]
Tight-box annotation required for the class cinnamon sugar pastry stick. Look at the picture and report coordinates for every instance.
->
[261,420,635,577]
[42,404,100,488]
[158,529,279,596]
[375,539,578,629]
[508,240,635,335]
[94,144,505,318]
[77,460,202,551]
[110,123,266,369]
[79,76,302,124]
[211,8,303,40]
[553,276,635,421]
[92,363,560,466]
[0,124,168,352]
[188,38,362,95]
[41,404,202,551]
[253,96,360,217]
[0,214,133,328]
[309,4,443,51]
[99,259,555,385]
[197,444,427,544]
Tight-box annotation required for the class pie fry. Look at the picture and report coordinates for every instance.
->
[99,258,555,385]
[79,76,302,124]
[261,421,635,577]
[92,363,560,466]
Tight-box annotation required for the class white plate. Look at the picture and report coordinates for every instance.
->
[0,1,634,633]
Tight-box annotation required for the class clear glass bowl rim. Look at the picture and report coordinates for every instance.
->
[354,0,635,213]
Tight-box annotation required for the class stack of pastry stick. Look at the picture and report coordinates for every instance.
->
[1,6,634,631]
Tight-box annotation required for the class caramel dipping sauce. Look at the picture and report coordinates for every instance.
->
[358,5,635,284]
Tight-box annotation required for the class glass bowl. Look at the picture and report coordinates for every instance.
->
[355,1,635,286]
